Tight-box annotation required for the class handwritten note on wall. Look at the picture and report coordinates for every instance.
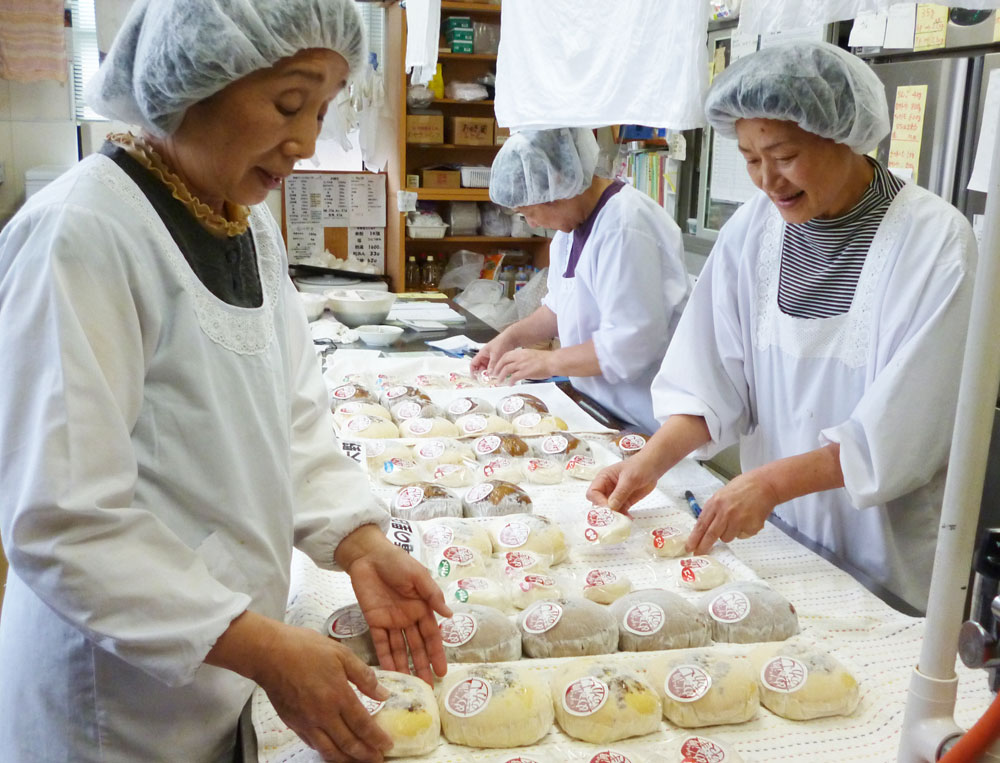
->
[888,85,928,182]
[914,4,948,51]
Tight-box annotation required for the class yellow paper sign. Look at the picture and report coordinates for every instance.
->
[914,4,949,51]
[888,84,928,182]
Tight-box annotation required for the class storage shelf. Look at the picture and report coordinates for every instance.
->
[415,188,491,201]
[432,99,495,105]
[406,143,501,149]
[438,52,498,61]
[406,236,545,243]
[441,1,501,14]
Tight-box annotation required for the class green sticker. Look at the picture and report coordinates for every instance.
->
[454,589,469,603]
[438,559,451,578]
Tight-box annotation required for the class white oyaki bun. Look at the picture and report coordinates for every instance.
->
[443,575,515,614]
[581,568,633,604]
[324,603,377,666]
[362,670,440,758]
[609,589,713,652]
[518,597,618,659]
[699,581,800,643]
[418,517,493,559]
[399,416,460,439]
[390,483,462,522]
[463,480,533,518]
[648,649,760,728]
[677,556,730,591]
[438,603,522,663]
[750,641,860,721]
[488,513,567,564]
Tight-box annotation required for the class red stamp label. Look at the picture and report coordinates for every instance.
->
[462,414,488,434]
[500,396,525,415]
[445,676,492,718]
[623,602,665,636]
[521,574,555,589]
[336,402,362,416]
[515,412,542,429]
[394,401,422,420]
[587,507,615,527]
[456,577,489,591]
[346,415,372,432]
[332,384,357,400]
[709,591,751,623]
[440,612,478,647]
[563,676,609,716]
[407,417,433,434]
[542,435,569,454]
[443,545,475,565]
[433,464,462,481]
[465,483,495,504]
[584,569,618,588]
[680,736,728,762]
[761,656,808,693]
[526,458,551,472]
[474,435,502,455]
[619,434,646,452]
[504,550,539,570]
[328,606,369,638]
[590,754,630,763]
[394,486,425,511]
[417,440,446,459]
[651,526,682,549]
[448,398,474,415]
[522,601,563,633]
[566,455,595,470]
[499,521,530,548]
[584,527,599,543]
[421,524,454,549]
[665,664,713,703]
[384,385,409,400]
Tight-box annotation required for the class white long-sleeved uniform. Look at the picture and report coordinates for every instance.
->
[542,183,690,432]
[0,154,388,762]
[652,183,976,612]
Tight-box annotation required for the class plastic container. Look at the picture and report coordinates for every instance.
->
[356,325,404,347]
[406,223,449,239]
[325,289,397,328]
[460,166,491,188]
[293,275,389,294]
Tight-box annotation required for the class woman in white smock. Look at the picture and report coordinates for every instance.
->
[0,2,450,761]
[471,128,690,433]
[587,41,977,613]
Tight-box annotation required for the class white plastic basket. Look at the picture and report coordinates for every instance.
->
[460,166,491,188]
[406,223,449,239]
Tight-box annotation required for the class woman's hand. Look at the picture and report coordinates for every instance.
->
[586,456,662,515]
[469,334,516,376]
[489,348,554,384]
[685,471,779,554]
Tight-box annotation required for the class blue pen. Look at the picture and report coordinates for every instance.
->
[684,490,702,519]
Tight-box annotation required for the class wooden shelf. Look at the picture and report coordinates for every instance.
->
[406,143,500,150]
[441,1,501,13]
[406,236,545,243]
[438,52,498,61]
[415,188,491,201]
[431,99,495,106]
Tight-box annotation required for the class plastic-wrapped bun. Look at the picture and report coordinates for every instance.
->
[609,589,712,652]
[444,576,515,613]
[390,397,442,424]
[429,544,490,585]
[379,458,427,487]
[550,659,661,743]
[378,383,427,407]
[750,641,860,720]
[582,568,632,604]
[357,670,440,758]
[463,480,533,518]
[414,373,451,389]
[480,456,523,483]
[614,432,649,459]
[518,598,618,658]
[648,650,759,728]
[400,416,460,438]
[662,734,746,763]
[428,462,475,488]
[532,432,592,463]
[512,413,567,436]
[582,506,632,545]
[365,440,414,473]
[419,517,493,558]
[343,415,399,439]
[489,514,567,563]
[498,549,551,579]
[333,400,392,425]
[565,455,601,481]
[413,438,473,468]
[700,581,800,643]
[456,413,514,436]
[472,434,530,461]
[391,483,462,521]
[508,572,563,610]
[438,665,554,748]
[677,556,730,591]
[438,604,522,663]
[445,396,495,422]
[648,526,689,558]
[324,604,377,665]
[331,382,375,405]
[521,457,564,485]
[496,393,549,422]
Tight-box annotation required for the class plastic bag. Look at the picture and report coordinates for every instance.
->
[439,250,486,291]
[455,279,519,331]
[444,81,490,102]
[513,267,548,320]
[479,203,512,236]
[406,83,434,108]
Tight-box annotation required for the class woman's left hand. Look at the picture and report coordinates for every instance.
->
[490,348,554,384]
[343,535,452,685]
[685,471,779,554]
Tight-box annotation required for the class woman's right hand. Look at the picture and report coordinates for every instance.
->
[586,456,662,514]
[469,334,516,376]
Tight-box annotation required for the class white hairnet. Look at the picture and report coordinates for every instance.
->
[704,40,889,154]
[85,0,366,137]
[489,128,599,208]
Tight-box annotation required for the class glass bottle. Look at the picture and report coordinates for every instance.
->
[421,254,443,291]
[405,255,421,291]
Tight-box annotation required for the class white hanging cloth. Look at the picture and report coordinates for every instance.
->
[495,0,709,131]
[404,0,441,87]
[739,0,1000,36]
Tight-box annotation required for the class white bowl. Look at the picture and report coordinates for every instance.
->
[297,291,328,321]
[325,289,397,328]
[356,324,404,347]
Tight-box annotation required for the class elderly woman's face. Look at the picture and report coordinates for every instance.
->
[167,48,349,209]
[735,118,869,223]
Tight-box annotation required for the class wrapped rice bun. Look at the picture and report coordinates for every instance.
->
[480,456,524,484]
[378,383,426,407]
[512,412,567,437]
[330,382,375,405]
[700,581,800,643]
[444,575,515,613]
[648,649,759,728]
[389,397,441,424]
[448,372,482,389]
[750,641,860,720]
[582,506,632,545]
[438,664,554,748]
[391,483,462,522]
[488,514,567,564]
[357,670,440,758]
[365,440,414,473]
[472,434,529,462]
[532,432,592,464]
[332,400,392,425]
[413,438,473,468]
[456,413,514,436]
[463,480,533,518]
[508,571,563,610]
[565,454,601,481]
[428,462,475,488]
[482,753,565,763]
[614,432,649,459]
[518,598,618,659]
[648,525,689,558]
[551,659,661,744]
[496,393,549,422]
[445,396,495,422]
[399,416,460,439]
[413,373,450,389]
[324,603,377,665]
[342,415,399,439]
[419,517,493,558]
[609,589,712,652]
[438,604,522,663]
[498,549,551,578]
[582,568,632,604]
[429,544,489,585]
[662,734,746,763]
[378,457,426,487]
[677,556,730,591]
[521,457,564,485]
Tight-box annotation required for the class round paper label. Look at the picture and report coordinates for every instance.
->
[590,753,631,763]
[453,588,469,603]
[346,416,371,432]
[522,601,563,634]
[465,483,495,504]
[518,573,555,592]
[587,507,615,527]
[474,435,502,455]
[504,550,539,570]
[443,545,475,566]
[679,558,712,584]
[336,401,363,416]
[445,677,492,718]
[500,396,525,415]
[514,412,542,429]
[680,736,728,762]
[417,440,446,460]
[394,400,423,420]
[584,569,618,588]
[384,385,409,400]
[499,521,530,548]
[407,417,434,435]
[383,458,416,474]
[619,434,646,452]
[421,524,454,549]
[433,464,463,481]
[526,458,555,473]
[665,664,713,703]
[502,758,541,763]
[563,676,609,717]
[328,606,369,638]
[332,384,357,400]
[366,440,386,457]
[652,526,682,549]
[584,528,600,543]
[566,455,595,471]
[439,612,478,647]
[448,397,474,415]
[761,656,808,693]
[709,591,752,623]
[542,435,569,455]
[623,602,665,636]
[457,577,489,591]
[462,414,488,434]
[394,486,425,511]
[352,685,385,716]
[483,457,512,478]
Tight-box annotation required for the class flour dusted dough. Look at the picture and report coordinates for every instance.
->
[700,581,800,643]
[444,396,495,422]
[609,589,712,652]
[582,506,632,545]
[378,458,427,487]
[332,401,392,425]
[391,483,462,522]
[479,456,524,483]
[444,576,515,613]
[512,413,567,436]
[438,604,522,663]
[456,413,514,436]
[438,665,554,748]
[582,568,632,604]
[399,416,460,439]
[419,517,493,558]
[488,514,567,564]
[342,414,399,439]
[361,670,440,758]
[463,480,533,518]
[648,649,759,728]
[521,457,564,485]
[496,393,549,422]
[472,434,530,461]
[519,598,618,658]
[550,659,661,743]
[662,734,746,763]
[677,556,730,591]
[750,641,860,720]
[324,604,377,666]
[647,525,689,558]
[532,432,592,463]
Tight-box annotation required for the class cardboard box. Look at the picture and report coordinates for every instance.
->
[406,112,444,144]
[447,116,494,146]
[422,168,461,189]
[445,28,474,42]
[450,40,474,54]
[443,16,473,31]
[494,120,510,145]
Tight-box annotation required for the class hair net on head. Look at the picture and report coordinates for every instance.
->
[489,128,599,208]
[704,40,889,154]
[85,0,366,137]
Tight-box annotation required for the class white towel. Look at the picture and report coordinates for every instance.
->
[404,0,441,87]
